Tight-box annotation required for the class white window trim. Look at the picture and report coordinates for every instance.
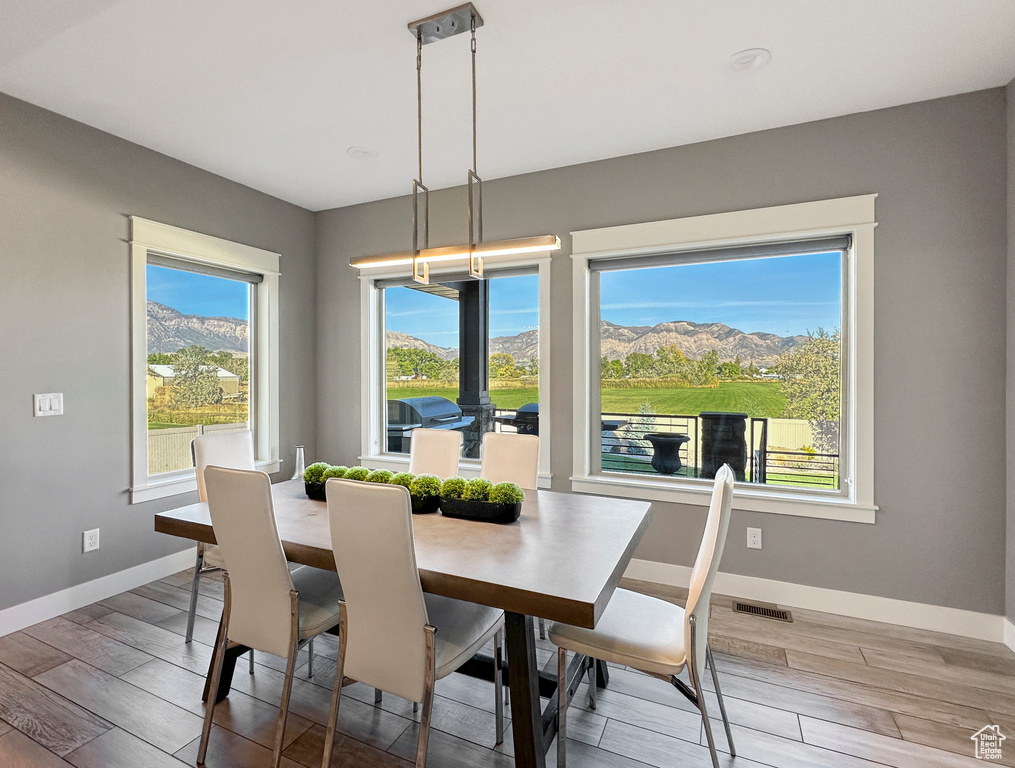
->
[130,217,281,503]
[359,255,552,488]
[570,195,877,523]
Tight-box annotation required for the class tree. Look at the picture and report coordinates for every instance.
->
[684,349,719,386]
[147,352,174,365]
[600,356,624,380]
[719,360,742,380]
[489,353,515,379]
[170,345,220,408]
[777,330,840,422]
[653,345,687,377]
[624,352,654,378]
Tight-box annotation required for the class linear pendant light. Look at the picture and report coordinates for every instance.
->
[349,3,560,283]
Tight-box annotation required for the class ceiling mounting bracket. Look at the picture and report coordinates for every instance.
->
[408,3,484,45]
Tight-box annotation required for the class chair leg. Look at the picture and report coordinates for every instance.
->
[557,647,567,768]
[307,638,314,679]
[249,650,254,674]
[688,615,721,768]
[586,657,597,710]
[273,593,301,768]
[415,626,437,768]
[707,646,736,757]
[197,579,230,766]
[538,617,546,640]
[321,602,348,768]
[374,688,383,705]
[494,630,504,745]
[186,547,205,644]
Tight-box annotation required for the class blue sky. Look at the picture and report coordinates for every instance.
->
[600,252,841,337]
[147,265,249,320]
[385,274,539,349]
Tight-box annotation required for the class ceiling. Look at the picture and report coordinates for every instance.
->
[2,1,1015,211]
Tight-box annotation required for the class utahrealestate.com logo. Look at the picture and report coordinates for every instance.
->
[972,725,1005,761]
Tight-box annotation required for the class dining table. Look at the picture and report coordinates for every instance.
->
[154,478,652,768]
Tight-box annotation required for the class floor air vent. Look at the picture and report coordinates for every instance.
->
[733,601,793,622]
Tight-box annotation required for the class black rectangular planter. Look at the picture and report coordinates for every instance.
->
[439,497,522,524]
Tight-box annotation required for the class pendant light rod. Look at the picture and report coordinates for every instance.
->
[351,4,560,279]
[467,11,483,279]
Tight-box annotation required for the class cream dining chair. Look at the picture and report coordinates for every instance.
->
[479,431,539,490]
[188,431,254,646]
[198,466,344,768]
[480,432,546,637]
[549,464,737,768]
[321,479,505,768]
[408,427,463,478]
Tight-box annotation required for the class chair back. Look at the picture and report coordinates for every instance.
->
[326,479,431,702]
[408,428,462,478]
[684,464,734,684]
[193,430,255,502]
[480,432,540,490]
[203,466,295,657]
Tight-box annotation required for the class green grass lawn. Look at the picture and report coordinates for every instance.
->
[386,381,786,418]
[601,381,786,419]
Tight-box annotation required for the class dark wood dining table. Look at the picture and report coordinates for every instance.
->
[154,479,651,768]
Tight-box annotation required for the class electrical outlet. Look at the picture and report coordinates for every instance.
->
[83,528,100,553]
[747,527,762,550]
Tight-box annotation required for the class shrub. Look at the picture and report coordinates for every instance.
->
[366,469,395,484]
[322,466,348,481]
[463,477,493,501]
[440,476,468,499]
[344,466,370,481]
[489,482,525,505]
[303,462,330,484]
[410,474,442,498]
[390,472,415,489]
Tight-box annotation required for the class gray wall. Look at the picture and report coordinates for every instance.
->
[1008,78,1015,621]
[0,93,317,611]
[317,89,1008,614]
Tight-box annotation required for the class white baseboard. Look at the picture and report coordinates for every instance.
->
[625,558,1006,644]
[0,548,197,638]
[1004,618,1015,654]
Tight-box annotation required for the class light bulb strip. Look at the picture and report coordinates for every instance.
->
[350,235,561,271]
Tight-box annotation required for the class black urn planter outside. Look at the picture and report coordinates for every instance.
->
[440,497,522,524]
[645,432,691,475]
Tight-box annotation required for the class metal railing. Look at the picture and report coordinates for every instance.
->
[600,412,698,477]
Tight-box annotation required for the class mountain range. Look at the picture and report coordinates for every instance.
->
[147,301,248,354]
[388,321,803,367]
[148,300,803,367]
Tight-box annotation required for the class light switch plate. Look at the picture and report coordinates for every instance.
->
[34,393,64,417]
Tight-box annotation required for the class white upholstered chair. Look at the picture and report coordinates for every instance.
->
[188,431,254,644]
[479,431,539,490]
[408,427,463,478]
[321,479,505,768]
[198,466,343,768]
[480,432,546,636]
[549,465,737,768]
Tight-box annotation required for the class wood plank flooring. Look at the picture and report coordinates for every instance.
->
[0,570,1012,767]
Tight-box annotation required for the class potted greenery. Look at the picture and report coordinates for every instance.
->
[303,462,331,500]
[365,469,395,484]
[343,466,370,481]
[441,478,525,524]
[391,471,415,490]
[409,473,442,514]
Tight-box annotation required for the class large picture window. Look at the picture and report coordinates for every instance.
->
[130,218,280,502]
[361,259,550,484]
[571,196,876,522]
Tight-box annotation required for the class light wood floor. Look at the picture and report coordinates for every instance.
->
[0,570,1011,767]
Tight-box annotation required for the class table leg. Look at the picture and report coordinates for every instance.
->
[505,611,545,768]
[201,614,248,703]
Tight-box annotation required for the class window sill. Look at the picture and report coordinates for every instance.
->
[359,454,552,489]
[131,460,281,504]
[570,473,876,523]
